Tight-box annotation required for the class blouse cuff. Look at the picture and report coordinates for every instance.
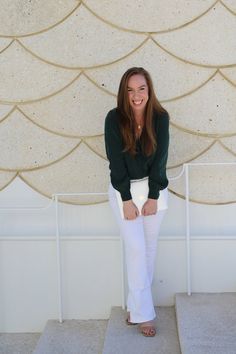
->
[120,190,132,202]
[148,189,160,200]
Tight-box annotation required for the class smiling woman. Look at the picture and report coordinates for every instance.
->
[104,67,170,337]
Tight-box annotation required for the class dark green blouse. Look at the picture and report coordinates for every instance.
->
[104,108,169,201]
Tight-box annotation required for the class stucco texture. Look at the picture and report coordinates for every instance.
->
[0,0,235,204]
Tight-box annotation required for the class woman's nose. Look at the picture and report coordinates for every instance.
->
[133,90,140,98]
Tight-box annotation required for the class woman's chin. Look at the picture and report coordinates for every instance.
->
[131,104,146,112]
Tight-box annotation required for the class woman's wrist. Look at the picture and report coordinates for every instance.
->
[123,199,133,204]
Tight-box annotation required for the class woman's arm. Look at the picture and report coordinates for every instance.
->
[104,110,132,201]
[105,110,140,219]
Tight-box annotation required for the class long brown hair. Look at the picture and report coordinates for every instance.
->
[117,67,167,156]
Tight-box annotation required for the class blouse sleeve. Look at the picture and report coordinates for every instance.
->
[148,112,169,199]
[104,110,132,201]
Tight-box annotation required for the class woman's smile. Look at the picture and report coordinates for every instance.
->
[133,100,143,105]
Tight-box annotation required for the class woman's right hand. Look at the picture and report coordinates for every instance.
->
[123,200,139,220]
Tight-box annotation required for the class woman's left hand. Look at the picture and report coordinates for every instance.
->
[141,198,157,216]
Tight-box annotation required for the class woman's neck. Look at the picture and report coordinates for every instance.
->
[133,111,144,124]
[133,112,144,137]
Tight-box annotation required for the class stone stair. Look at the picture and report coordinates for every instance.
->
[175,293,236,354]
[32,320,107,354]
[2,293,236,354]
[32,306,180,354]
[102,307,180,354]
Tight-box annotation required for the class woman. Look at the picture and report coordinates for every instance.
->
[104,67,169,337]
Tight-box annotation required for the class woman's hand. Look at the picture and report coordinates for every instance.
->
[141,198,157,216]
[123,200,139,220]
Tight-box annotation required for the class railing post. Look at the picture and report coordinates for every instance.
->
[119,235,126,310]
[54,195,63,323]
[185,164,191,296]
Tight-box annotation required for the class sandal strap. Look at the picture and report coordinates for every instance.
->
[139,324,156,337]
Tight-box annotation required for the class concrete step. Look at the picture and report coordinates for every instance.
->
[102,307,181,354]
[3,294,236,354]
[33,319,107,354]
[176,293,236,354]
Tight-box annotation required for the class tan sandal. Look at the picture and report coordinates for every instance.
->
[139,322,156,337]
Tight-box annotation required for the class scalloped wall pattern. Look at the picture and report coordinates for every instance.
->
[0,0,235,204]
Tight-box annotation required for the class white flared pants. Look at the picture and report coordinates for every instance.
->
[108,183,167,323]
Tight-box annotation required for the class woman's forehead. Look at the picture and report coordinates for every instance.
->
[127,74,147,87]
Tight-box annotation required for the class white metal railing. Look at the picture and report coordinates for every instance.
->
[0,162,235,322]
[52,161,236,321]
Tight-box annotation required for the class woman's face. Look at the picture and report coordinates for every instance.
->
[127,74,149,115]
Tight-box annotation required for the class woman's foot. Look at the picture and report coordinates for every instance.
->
[139,321,156,337]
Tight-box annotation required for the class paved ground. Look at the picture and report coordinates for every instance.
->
[0,333,41,354]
